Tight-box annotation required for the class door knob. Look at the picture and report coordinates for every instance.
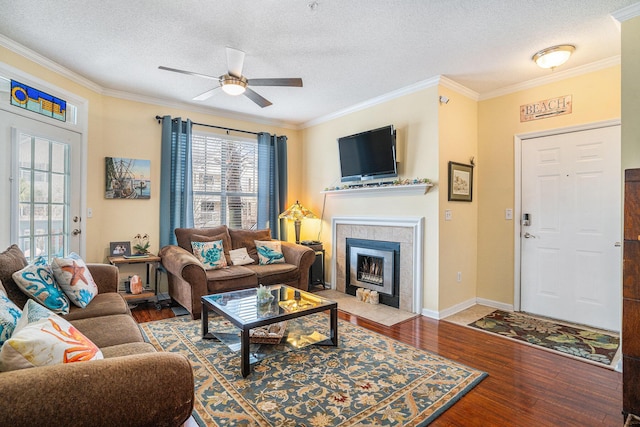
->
[72,229,81,236]
[523,232,536,239]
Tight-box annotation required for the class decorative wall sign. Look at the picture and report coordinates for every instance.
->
[448,161,473,202]
[10,80,67,121]
[105,157,151,199]
[520,95,572,122]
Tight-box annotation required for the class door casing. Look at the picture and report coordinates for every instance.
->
[0,62,88,256]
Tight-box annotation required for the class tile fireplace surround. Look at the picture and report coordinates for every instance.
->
[331,216,424,314]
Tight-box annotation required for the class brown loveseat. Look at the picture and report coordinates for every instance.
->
[160,226,315,319]
[0,245,194,426]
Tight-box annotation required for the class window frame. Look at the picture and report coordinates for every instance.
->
[191,131,259,229]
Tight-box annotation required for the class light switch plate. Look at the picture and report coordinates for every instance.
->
[505,208,513,220]
[445,209,452,221]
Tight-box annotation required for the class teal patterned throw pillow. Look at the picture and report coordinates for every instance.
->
[192,240,228,270]
[254,240,285,265]
[0,294,21,345]
[12,264,70,314]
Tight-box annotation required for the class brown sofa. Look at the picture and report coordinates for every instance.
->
[160,226,315,319]
[0,244,194,426]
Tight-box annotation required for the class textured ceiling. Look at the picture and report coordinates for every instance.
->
[0,0,637,126]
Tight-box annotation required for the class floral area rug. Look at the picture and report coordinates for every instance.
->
[468,310,620,368]
[140,313,486,426]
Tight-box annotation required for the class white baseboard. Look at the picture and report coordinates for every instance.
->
[421,297,514,320]
[421,308,440,319]
[475,297,514,312]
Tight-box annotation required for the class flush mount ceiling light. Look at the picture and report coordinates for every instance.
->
[532,45,575,70]
[219,74,248,95]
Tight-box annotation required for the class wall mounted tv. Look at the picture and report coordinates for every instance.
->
[338,125,397,183]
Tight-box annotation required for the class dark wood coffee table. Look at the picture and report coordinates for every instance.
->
[201,285,338,377]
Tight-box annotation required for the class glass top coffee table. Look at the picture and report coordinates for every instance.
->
[201,285,338,377]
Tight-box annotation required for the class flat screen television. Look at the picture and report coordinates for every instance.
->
[338,125,397,183]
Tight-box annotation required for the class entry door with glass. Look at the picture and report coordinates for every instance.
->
[1,110,82,262]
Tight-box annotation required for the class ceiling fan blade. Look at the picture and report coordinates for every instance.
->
[248,78,303,87]
[158,65,219,81]
[226,47,245,78]
[193,87,220,101]
[244,88,272,108]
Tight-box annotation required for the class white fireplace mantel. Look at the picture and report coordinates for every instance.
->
[322,183,432,197]
[331,216,424,314]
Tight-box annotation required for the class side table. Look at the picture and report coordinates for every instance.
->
[302,242,326,290]
[107,255,161,307]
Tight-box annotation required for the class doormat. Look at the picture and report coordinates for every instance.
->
[141,313,487,426]
[468,310,620,368]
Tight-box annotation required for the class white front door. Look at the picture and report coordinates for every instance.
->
[520,125,621,331]
[0,110,83,261]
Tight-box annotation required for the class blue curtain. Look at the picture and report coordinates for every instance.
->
[257,133,288,239]
[159,116,194,247]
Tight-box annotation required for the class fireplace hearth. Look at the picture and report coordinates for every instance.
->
[346,238,400,308]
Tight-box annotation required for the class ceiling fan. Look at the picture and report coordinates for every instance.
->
[158,47,303,108]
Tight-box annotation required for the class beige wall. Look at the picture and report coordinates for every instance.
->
[0,46,302,265]
[1,39,629,316]
[438,86,478,310]
[622,16,640,171]
[477,65,621,305]
[301,86,443,312]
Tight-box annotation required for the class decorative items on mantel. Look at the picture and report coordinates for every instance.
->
[322,178,433,196]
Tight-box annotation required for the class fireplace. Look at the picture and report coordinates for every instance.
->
[346,238,400,308]
[332,216,424,314]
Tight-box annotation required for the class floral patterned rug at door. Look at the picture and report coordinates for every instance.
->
[468,310,620,368]
[140,313,486,426]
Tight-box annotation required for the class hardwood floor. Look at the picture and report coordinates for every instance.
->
[131,303,623,426]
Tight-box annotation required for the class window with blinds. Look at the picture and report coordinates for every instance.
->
[191,132,258,229]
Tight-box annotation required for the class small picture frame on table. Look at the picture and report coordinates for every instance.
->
[448,161,474,202]
[109,241,131,257]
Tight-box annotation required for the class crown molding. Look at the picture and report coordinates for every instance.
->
[438,76,479,101]
[0,34,103,94]
[301,76,441,128]
[612,3,640,22]
[102,88,298,130]
[0,34,299,130]
[479,55,621,101]
[1,31,626,131]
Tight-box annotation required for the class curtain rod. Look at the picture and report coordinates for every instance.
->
[155,115,259,136]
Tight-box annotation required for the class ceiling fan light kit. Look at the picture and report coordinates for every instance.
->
[532,44,575,70]
[220,74,248,95]
[159,47,303,108]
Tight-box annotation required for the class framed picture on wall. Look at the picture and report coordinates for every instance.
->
[105,157,151,199]
[109,241,131,257]
[448,161,473,202]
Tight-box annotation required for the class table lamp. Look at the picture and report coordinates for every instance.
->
[278,200,317,244]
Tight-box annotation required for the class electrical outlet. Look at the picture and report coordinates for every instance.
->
[505,208,513,220]
[445,209,452,221]
[457,272,462,282]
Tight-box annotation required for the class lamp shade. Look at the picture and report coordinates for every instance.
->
[279,201,317,244]
[278,201,317,221]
